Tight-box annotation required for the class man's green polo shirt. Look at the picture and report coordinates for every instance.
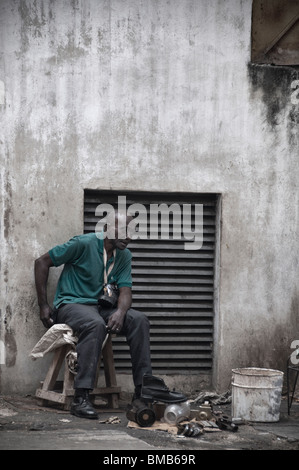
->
[48,232,132,308]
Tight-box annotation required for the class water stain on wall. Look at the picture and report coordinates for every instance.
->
[3,306,17,368]
[247,63,299,139]
[4,330,17,368]
[3,179,12,240]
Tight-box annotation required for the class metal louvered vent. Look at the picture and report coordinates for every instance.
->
[84,190,218,375]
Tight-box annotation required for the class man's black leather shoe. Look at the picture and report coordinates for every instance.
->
[141,374,187,403]
[70,390,98,419]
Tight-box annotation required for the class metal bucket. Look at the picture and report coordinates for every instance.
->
[231,367,284,422]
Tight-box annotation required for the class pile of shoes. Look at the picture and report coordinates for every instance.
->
[126,375,238,437]
[173,406,238,438]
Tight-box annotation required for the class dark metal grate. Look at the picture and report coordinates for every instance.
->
[84,189,218,374]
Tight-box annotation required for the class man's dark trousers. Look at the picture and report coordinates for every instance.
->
[56,304,152,390]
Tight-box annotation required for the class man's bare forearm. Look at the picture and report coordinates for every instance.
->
[35,260,49,307]
[34,253,54,327]
[117,286,132,315]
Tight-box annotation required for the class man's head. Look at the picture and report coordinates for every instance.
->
[105,211,134,250]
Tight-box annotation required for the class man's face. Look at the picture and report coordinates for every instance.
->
[108,215,133,250]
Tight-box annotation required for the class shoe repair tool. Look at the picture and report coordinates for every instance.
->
[190,401,213,421]
[141,374,187,403]
[198,401,213,420]
[164,402,191,425]
[126,399,156,427]
[153,403,166,420]
[177,421,204,437]
[215,415,238,432]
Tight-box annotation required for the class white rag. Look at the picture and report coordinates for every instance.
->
[29,324,78,360]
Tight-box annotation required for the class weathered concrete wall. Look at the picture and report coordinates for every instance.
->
[0,0,298,394]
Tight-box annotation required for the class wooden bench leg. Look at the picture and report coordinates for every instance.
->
[101,335,119,408]
[35,344,74,408]
[42,344,69,391]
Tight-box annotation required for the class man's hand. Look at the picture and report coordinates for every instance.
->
[40,304,54,329]
[106,286,132,334]
[106,309,125,334]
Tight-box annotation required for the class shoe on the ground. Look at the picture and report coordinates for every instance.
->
[70,390,98,419]
[141,374,187,403]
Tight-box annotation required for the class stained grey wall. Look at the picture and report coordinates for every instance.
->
[0,0,298,394]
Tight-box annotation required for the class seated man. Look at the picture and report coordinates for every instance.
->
[34,212,152,419]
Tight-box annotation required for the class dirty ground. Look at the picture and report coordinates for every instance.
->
[1,392,299,452]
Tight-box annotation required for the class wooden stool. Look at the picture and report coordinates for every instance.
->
[35,335,121,410]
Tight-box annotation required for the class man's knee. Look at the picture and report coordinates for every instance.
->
[126,308,150,330]
[82,315,106,336]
